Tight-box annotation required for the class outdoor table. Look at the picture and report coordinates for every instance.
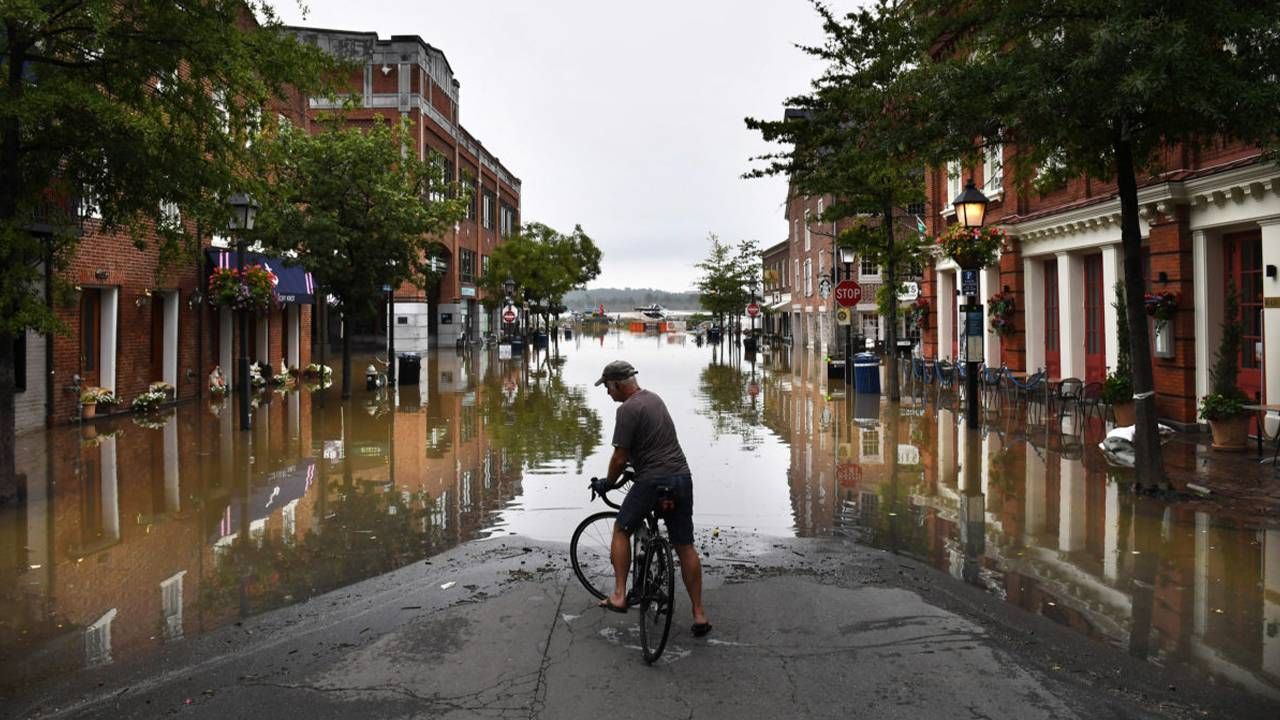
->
[1241,404,1280,464]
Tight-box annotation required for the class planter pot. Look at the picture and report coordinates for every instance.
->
[1208,414,1250,451]
[1112,401,1136,426]
[81,402,97,420]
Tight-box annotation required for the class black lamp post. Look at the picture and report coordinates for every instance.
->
[227,193,259,432]
[839,245,855,387]
[952,179,990,430]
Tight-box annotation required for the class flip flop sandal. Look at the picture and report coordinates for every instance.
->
[691,622,712,637]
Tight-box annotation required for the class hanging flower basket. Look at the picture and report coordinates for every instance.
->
[208,264,279,312]
[1143,290,1179,322]
[935,224,1006,269]
[987,291,1015,337]
[905,297,930,329]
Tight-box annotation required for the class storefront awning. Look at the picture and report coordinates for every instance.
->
[206,248,315,304]
[767,293,791,311]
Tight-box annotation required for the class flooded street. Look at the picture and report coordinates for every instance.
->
[2,329,1278,706]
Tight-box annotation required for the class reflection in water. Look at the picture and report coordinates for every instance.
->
[1,336,1277,705]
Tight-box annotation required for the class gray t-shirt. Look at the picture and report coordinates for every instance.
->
[612,389,690,481]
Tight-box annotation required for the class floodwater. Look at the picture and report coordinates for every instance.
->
[1,328,1278,703]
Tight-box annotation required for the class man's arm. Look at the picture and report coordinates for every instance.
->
[606,445,630,487]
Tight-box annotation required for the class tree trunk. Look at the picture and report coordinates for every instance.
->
[341,313,352,400]
[883,203,901,402]
[1115,137,1167,488]
[0,332,15,502]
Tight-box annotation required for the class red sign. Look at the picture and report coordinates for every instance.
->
[501,305,517,324]
[746,302,760,318]
[837,463,861,488]
[835,280,862,308]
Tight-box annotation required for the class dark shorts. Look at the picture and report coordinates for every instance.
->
[615,474,694,545]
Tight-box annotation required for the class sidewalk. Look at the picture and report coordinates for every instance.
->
[9,532,1277,720]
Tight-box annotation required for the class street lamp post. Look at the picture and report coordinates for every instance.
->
[839,246,855,388]
[952,179,990,430]
[227,193,259,432]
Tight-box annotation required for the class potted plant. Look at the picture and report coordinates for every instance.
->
[79,386,116,419]
[1104,282,1136,426]
[208,366,228,397]
[1144,289,1179,358]
[1199,283,1251,450]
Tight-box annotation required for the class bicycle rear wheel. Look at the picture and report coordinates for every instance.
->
[570,511,618,600]
[638,536,675,664]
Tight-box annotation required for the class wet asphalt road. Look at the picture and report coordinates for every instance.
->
[8,531,1278,720]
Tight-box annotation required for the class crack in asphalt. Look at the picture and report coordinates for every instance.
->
[528,580,569,720]
[244,671,542,719]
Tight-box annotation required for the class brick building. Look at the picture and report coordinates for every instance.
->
[290,28,522,350]
[760,240,792,341]
[920,141,1280,426]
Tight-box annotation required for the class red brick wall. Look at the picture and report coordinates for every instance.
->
[1147,211,1197,424]
[999,242,1026,371]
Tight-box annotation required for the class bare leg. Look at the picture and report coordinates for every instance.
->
[674,543,708,625]
[606,523,630,608]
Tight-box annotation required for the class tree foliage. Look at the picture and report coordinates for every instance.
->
[253,115,469,396]
[745,0,938,400]
[694,234,759,331]
[478,222,601,331]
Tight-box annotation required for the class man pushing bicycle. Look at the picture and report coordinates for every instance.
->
[595,360,711,637]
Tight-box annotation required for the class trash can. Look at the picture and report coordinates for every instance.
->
[826,359,846,379]
[533,332,549,348]
[854,352,881,394]
[564,328,573,340]
[397,352,421,385]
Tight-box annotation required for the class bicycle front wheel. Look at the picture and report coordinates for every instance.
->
[570,511,618,601]
[638,536,675,664]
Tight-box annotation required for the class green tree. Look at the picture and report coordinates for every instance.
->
[695,234,759,336]
[746,0,934,401]
[254,116,468,398]
[918,0,1280,487]
[0,1,332,493]
[478,222,601,334]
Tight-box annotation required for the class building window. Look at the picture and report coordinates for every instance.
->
[482,190,495,230]
[459,248,476,283]
[861,312,879,340]
[462,171,477,221]
[481,254,489,277]
[984,144,1003,196]
[499,203,516,236]
[804,258,813,297]
[804,210,812,251]
[860,259,879,278]
[945,160,963,209]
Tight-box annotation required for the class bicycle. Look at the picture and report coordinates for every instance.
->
[569,472,675,664]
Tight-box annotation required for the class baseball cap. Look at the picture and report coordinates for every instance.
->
[594,360,638,386]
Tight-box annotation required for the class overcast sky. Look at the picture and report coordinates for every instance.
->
[277,0,862,292]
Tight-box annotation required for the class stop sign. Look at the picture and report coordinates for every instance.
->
[746,302,760,318]
[835,280,862,308]
[501,305,517,323]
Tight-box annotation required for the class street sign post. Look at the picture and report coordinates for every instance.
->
[835,307,852,326]
[501,305,517,324]
[835,280,862,308]
[960,269,979,296]
[746,302,760,318]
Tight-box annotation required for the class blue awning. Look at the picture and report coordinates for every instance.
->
[206,248,315,305]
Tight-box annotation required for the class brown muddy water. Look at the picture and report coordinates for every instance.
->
[1,328,1277,702]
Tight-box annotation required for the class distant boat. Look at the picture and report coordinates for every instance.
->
[635,304,666,319]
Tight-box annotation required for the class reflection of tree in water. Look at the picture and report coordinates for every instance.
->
[202,483,445,616]
[696,362,763,450]
[479,372,601,474]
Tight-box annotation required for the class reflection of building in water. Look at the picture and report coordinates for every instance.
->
[899,413,1280,700]
[1,350,537,691]
[760,346,836,536]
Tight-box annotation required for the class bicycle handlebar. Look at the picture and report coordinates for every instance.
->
[588,470,634,510]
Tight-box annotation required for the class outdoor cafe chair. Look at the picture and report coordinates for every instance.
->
[1054,378,1084,424]
[981,364,1006,406]
[1078,381,1105,426]
[1007,369,1046,415]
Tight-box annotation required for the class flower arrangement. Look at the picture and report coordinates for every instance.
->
[81,426,122,447]
[987,291,1016,337]
[132,412,173,430]
[303,362,333,379]
[207,264,278,311]
[209,366,228,396]
[131,388,168,413]
[149,380,175,397]
[905,297,930,329]
[80,386,117,405]
[249,362,268,388]
[934,224,1007,269]
[1144,290,1179,322]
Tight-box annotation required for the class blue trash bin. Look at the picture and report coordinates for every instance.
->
[854,352,881,394]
